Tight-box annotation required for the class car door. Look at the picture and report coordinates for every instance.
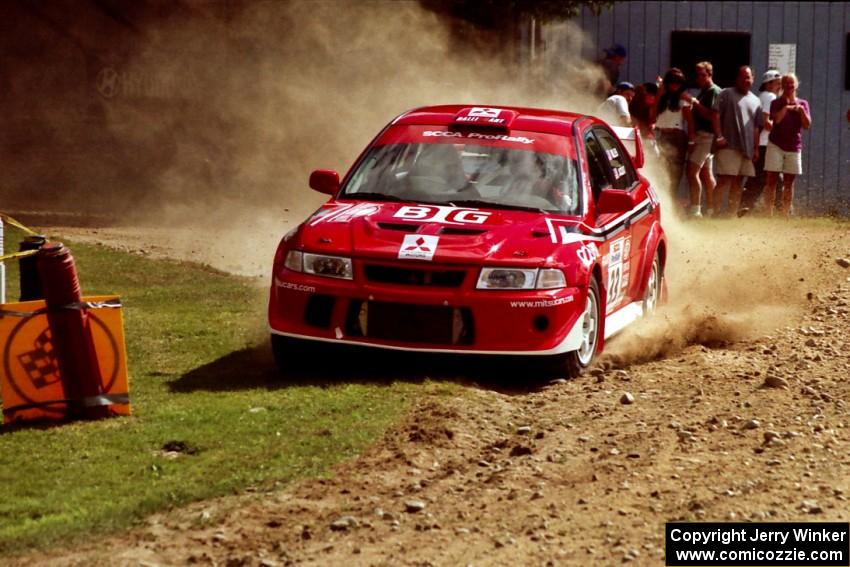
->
[590,126,647,306]
[582,127,635,314]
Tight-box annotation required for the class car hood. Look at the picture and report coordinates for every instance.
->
[296,201,585,266]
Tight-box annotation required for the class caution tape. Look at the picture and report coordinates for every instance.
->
[1,212,40,263]
[0,212,38,235]
[0,298,122,319]
[0,249,37,263]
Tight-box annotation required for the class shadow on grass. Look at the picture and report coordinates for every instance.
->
[170,340,558,395]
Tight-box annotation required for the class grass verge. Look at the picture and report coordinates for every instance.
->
[0,225,421,554]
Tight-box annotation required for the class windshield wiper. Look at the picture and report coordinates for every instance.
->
[339,192,408,202]
[448,199,548,214]
[340,193,457,207]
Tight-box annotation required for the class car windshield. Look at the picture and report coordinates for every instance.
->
[340,127,580,215]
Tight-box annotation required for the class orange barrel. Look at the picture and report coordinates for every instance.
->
[36,243,107,419]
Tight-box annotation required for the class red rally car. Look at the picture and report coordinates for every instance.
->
[269,105,666,376]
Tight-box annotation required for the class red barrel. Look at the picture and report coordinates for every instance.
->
[37,243,107,419]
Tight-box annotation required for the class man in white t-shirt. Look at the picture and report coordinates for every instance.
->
[597,82,635,127]
[740,70,782,215]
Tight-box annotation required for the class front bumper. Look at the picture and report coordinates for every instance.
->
[268,259,588,355]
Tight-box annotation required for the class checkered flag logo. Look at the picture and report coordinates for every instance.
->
[16,328,61,389]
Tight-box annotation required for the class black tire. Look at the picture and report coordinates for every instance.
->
[642,252,662,316]
[270,334,318,371]
[546,277,602,378]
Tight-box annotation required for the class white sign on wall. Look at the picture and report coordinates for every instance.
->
[768,44,797,75]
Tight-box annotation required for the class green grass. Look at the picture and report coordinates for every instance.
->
[0,226,427,554]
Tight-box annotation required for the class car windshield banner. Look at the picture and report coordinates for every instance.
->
[375,125,576,158]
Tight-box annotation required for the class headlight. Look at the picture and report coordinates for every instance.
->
[303,253,353,279]
[477,268,537,289]
[476,267,567,290]
[536,269,566,289]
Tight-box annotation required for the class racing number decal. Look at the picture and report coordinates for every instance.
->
[607,269,623,308]
[606,237,631,311]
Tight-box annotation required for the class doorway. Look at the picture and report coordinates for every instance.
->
[670,31,751,88]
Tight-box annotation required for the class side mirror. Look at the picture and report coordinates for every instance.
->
[309,169,340,195]
[596,187,636,215]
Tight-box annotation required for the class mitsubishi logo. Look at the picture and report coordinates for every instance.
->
[405,237,432,252]
[398,235,439,261]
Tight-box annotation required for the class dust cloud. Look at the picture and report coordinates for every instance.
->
[71,0,604,274]
[6,1,813,363]
[136,0,492,220]
[604,153,810,366]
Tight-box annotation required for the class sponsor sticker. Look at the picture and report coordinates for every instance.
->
[576,243,599,267]
[510,296,574,308]
[422,130,534,144]
[468,107,502,118]
[453,107,514,126]
[274,278,316,293]
[609,239,624,265]
[398,234,439,261]
[394,205,491,225]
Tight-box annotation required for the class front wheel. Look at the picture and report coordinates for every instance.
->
[270,334,321,372]
[642,252,661,316]
[550,277,602,378]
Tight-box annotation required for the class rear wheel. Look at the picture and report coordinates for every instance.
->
[550,277,602,378]
[642,252,661,315]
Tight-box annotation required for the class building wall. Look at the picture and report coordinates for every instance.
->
[561,1,850,212]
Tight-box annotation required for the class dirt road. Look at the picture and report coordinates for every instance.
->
[20,217,850,566]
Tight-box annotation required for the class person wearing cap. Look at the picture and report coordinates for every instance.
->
[763,73,811,217]
[740,70,782,215]
[598,82,635,127]
[713,66,763,216]
[598,44,627,96]
[685,61,722,217]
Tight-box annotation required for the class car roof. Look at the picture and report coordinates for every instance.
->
[393,105,587,137]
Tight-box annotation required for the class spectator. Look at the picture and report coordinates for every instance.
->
[629,82,659,139]
[741,70,782,215]
[598,82,636,127]
[655,68,693,198]
[713,66,763,216]
[597,43,627,96]
[685,61,722,217]
[764,73,811,217]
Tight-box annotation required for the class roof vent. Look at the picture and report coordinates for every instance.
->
[440,226,487,236]
[377,222,420,233]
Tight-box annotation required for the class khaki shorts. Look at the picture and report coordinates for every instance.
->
[716,148,755,177]
[688,131,714,168]
[764,141,803,175]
